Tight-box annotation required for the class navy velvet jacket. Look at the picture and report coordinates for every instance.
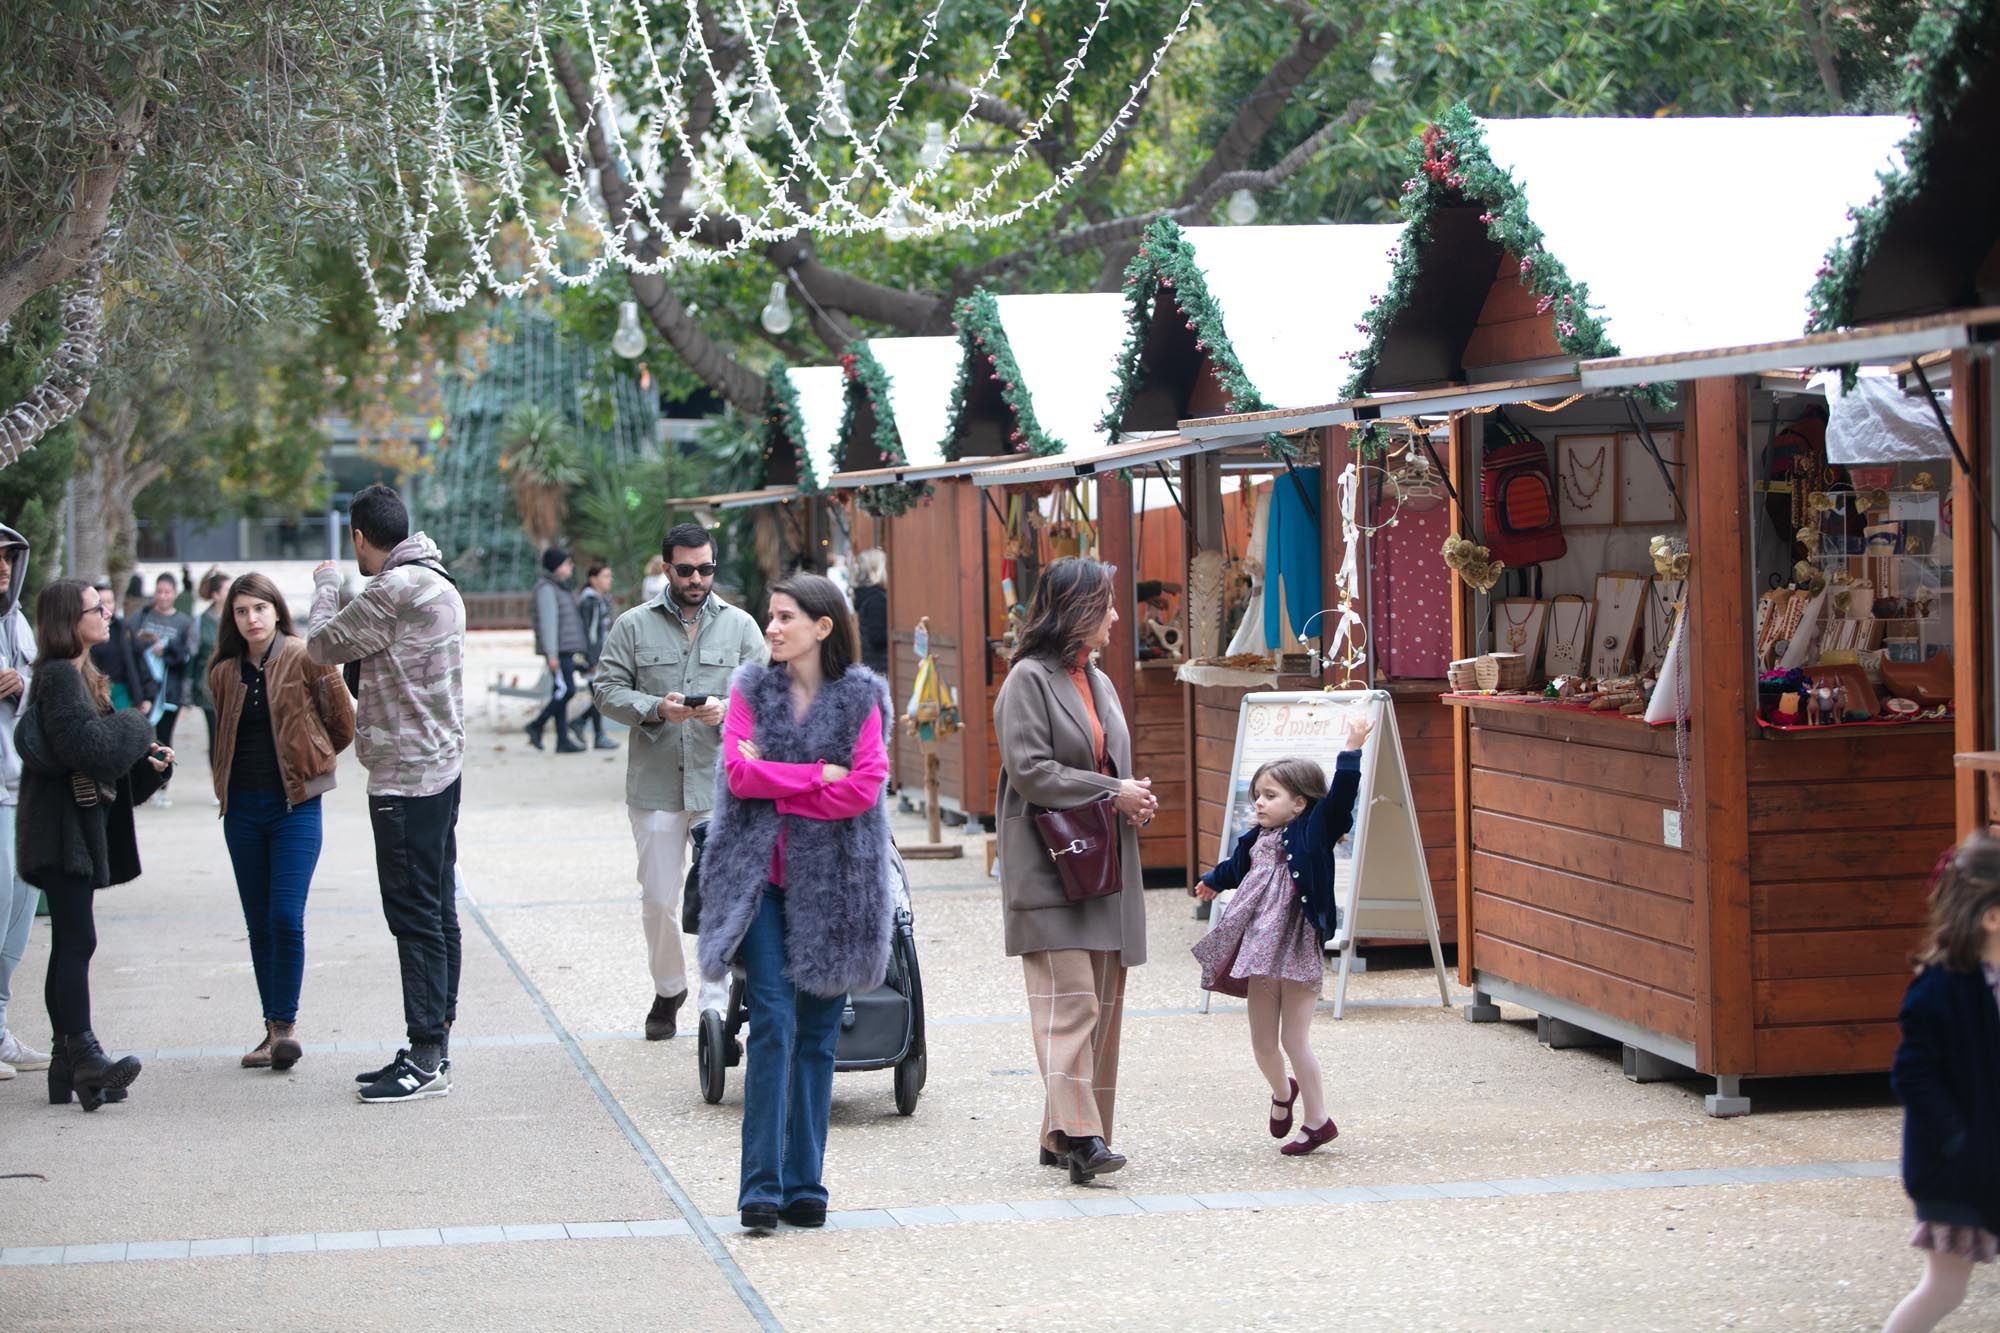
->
[1891,963,2000,1233]
[1199,750,1362,939]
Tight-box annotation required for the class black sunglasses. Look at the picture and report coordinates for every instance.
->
[672,562,718,578]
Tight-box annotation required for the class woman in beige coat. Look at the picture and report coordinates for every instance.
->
[993,558,1158,1184]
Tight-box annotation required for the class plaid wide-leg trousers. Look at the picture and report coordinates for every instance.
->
[1021,948,1127,1153]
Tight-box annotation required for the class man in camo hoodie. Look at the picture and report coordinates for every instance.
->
[307,484,467,1105]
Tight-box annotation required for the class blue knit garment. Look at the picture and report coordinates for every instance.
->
[1264,467,1323,644]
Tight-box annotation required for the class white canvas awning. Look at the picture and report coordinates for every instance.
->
[1478,115,1907,363]
[784,364,848,490]
[1172,223,1402,408]
[861,336,962,468]
[988,292,1131,456]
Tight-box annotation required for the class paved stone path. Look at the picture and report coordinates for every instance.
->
[3,633,1993,1330]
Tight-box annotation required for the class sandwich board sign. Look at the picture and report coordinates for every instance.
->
[1200,690,1448,1018]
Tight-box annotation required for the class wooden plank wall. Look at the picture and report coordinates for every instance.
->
[1395,693,1460,944]
[1462,252,1566,371]
[1465,709,1698,1046]
[1743,730,1955,1075]
[1134,665,1188,874]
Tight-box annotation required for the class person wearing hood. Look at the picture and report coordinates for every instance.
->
[0,526,51,1079]
[306,484,467,1105]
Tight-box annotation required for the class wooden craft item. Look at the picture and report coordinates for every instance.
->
[1808,664,1879,721]
[1754,588,1787,665]
[1543,596,1593,680]
[1879,651,1953,706]
[1590,573,1646,678]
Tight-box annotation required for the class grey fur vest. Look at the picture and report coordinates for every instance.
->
[696,662,893,998]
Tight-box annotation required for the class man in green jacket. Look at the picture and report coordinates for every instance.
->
[593,523,765,1039]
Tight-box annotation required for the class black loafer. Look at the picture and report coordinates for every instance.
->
[1065,1135,1127,1185]
[740,1204,779,1233]
[778,1200,826,1228]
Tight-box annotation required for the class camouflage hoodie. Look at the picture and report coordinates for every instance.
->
[306,532,466,797]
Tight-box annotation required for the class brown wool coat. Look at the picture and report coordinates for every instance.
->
[992,653,1146,966]
[208,634,355,811]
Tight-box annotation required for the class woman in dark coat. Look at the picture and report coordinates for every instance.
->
[992,558,1158,1184]
[851,548,889,677]
[697,573,891,1234]
[15,579,172,1110]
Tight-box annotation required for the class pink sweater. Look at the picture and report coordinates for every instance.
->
[722,689,889,887]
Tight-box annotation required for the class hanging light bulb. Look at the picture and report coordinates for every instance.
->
[918,120,947,170]
[612,300,647,359]
[883,196,914,242]
[760,280,794,335]
[819,80,853,138]
[1226,188,1259,225]
[1369,32,1399,88]
[745,86,781,139]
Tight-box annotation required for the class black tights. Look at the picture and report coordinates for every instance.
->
[42,878,98,1036]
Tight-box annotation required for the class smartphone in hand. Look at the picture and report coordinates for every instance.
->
[682,694,711,708]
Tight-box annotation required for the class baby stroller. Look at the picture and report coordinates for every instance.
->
[684,822,928,1116]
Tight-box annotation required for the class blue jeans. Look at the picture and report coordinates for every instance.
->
[737,892,844,1210]
[0,804,35,1038]
[223,788,323,1024]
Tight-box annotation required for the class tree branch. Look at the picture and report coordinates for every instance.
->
[916,75,1062,173]
[965,103,1366,292]
[1094,9,1349,287]
[0,96,154,331]
[1799,0,1844,104]
[0,262,105,469]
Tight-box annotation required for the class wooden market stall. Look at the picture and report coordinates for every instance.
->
[1098,219,1462,916]
[1180,108,1935,1113]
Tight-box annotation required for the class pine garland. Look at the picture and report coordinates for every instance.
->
[839,345,933,518]
[944,288,1062,459]
[1806,0,1997,333]
[761,361,820,493]
[1342,104,1658,444]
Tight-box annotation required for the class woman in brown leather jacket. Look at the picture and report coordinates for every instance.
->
[208,573,354,1071]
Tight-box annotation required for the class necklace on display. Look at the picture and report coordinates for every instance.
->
[1549,600,1589,670]
[1561,443,1608,511]
[1500,600,1535,652]
[1646,579,1682,669]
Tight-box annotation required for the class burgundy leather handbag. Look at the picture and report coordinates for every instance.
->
[1033,798,1124,902]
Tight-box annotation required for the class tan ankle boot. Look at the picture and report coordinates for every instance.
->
[268,1020,301,1072]
[241,1022,273,1069]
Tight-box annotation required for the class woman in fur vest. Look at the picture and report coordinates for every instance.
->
[697,573,891,1234]
[15,579,173,1110]
[993,558,1157,1185]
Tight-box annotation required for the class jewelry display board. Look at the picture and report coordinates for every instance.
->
[1643,577,1685,675]
[1617,430,1682,525]
[1544,595,1594,678]
[1555,434,1618,526]
[1491,598,1549,677]
[1590,572,1646,677]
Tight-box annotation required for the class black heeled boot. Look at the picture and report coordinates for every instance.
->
[49,1032,142,1111]
[1062,1134,1127,1185]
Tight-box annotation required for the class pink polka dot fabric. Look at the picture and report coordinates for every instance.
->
[1370,497,1451,678]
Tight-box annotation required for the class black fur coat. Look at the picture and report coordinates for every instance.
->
[15,659,165,889]
[697,662,893,998]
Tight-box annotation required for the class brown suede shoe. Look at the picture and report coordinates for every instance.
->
[268,1021,302,1072]
[241,1022,273,1069]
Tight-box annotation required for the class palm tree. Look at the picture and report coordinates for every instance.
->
[495,402,581,548]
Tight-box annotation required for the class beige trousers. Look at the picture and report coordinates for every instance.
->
[630,807,697,1000]
[1022,949,1127,1152]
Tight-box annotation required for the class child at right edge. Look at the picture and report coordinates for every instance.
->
[1191,713,1370,1156]
[1882,832,2000,1333]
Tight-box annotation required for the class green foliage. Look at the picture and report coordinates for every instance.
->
[761,363,820,491]
[566,446,672,603]
[838,345,932,517]
[1807,0,1998,331]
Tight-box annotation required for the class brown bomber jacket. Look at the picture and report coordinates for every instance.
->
[207,634,356,812]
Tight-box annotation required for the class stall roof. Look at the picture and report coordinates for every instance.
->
[1580,307,2000,389]
[1179,375,1583,445]
[949,290,1131,460]
[970,433,1206,488]
[783,364,847,492]
[1105,221,1402,431]
[1343,108,1906,399]
[1809,0,2000,329]
[857,336,962,469]
[667,485,803,511]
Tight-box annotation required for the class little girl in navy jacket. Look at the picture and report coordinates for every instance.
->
[1883,833,2000,1333]
[1192,714,1369,1155]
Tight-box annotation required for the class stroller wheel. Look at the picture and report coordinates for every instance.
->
[893,1050,925,1117]
[698,1010,728,1105]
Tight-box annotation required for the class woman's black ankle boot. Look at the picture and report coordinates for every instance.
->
[52,1032,142,1111]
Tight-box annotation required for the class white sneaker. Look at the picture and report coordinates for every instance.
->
[154,794,173,809]
[0,1032,51,1070]
[0,1059,14,1080]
